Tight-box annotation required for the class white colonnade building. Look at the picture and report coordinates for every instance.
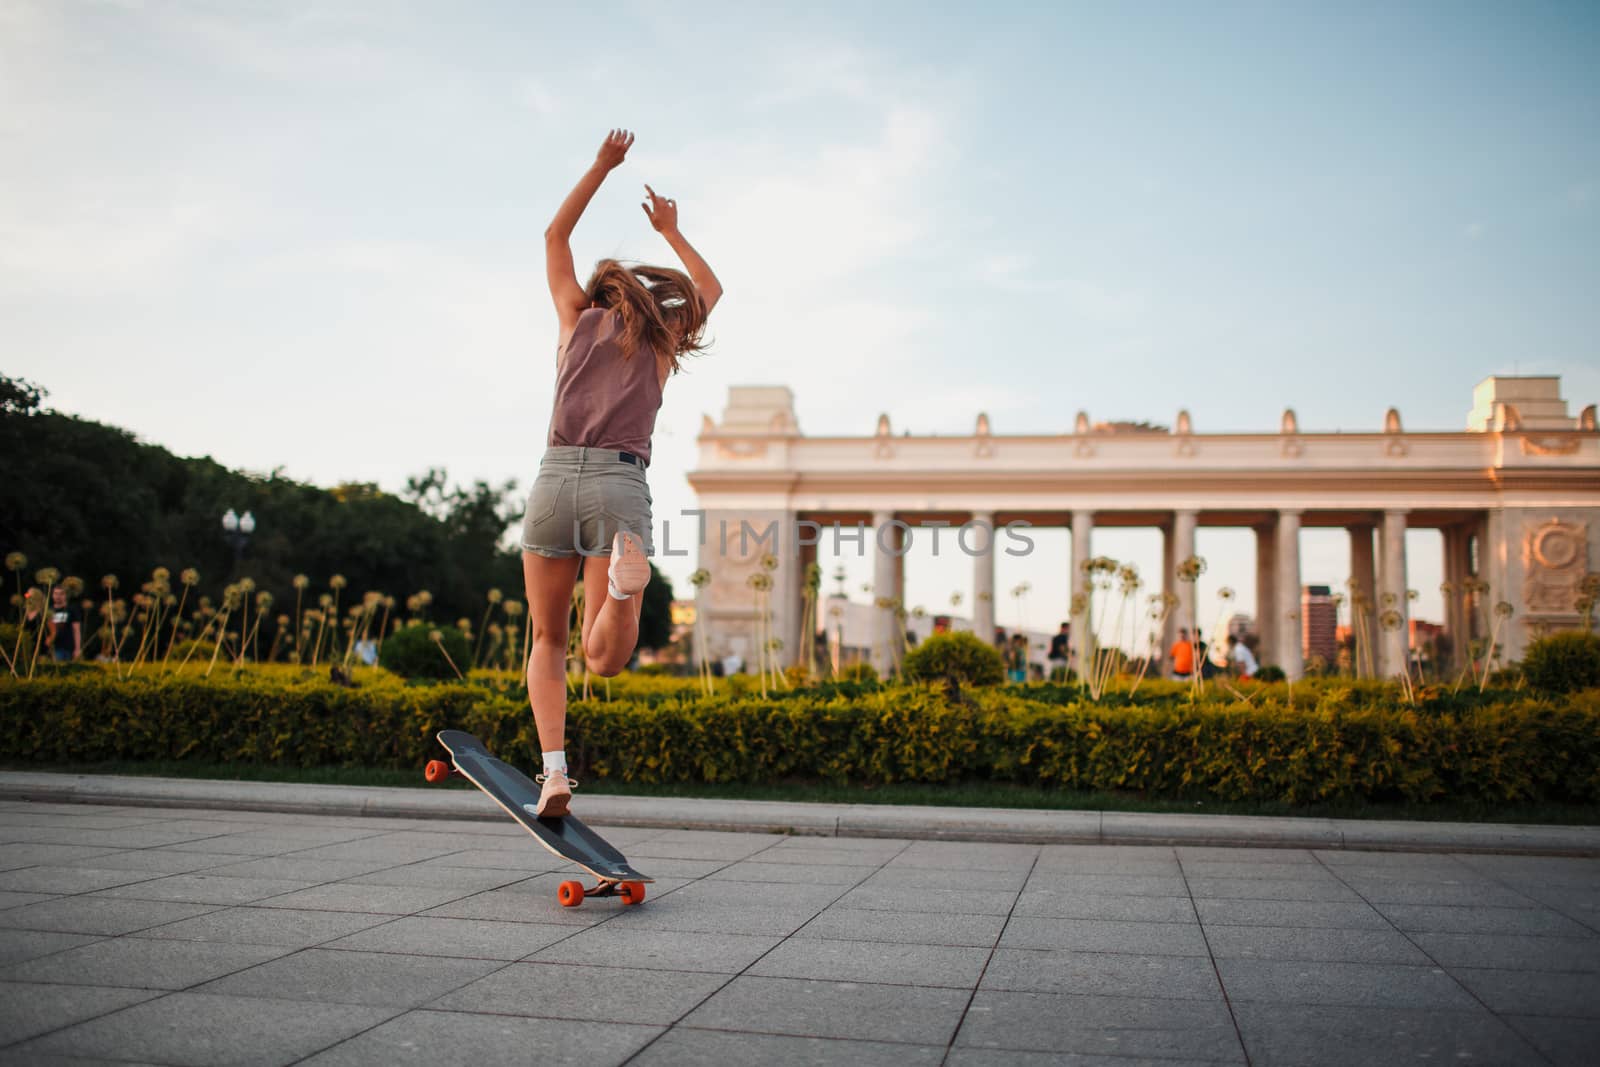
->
[685,377,1599,680]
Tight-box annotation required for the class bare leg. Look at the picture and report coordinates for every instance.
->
[523,551,582,753]
[580,552,645,676]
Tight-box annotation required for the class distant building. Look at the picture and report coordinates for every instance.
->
[1301,585,1338,667]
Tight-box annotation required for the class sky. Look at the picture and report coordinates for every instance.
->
[4,0,1598,642]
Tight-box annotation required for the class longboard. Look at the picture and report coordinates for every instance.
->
[425,729,651,908]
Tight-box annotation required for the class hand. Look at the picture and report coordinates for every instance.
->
[595,129,634,171]
[641,184,678,234]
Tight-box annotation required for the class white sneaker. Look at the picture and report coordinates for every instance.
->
[608,531,650,599]
[534,769,578,817]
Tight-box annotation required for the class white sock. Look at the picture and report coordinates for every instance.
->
[541,750,567,776]
[608,579,630,600]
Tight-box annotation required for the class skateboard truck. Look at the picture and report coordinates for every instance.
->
[558,878,647,908]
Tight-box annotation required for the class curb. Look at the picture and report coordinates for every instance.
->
[2,772,1597,856]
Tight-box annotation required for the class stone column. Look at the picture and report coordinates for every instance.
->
[970,511,996,646]
[1069,509,1094,680]
[1380,509,1410,676]
[1348,523,1377,677]
[1168,509,1198,651]
[1161,516,1178,656]
[1276,510,1304,680]
[1440,526,1468,672]
[1254,520,1278,668]
[871,509,899,678]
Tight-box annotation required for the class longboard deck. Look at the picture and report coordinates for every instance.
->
[437,730,651,885]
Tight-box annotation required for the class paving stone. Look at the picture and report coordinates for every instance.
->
[668,878,848,910]
[1231,1001,1545,1066]
[0,982,161,1046]
[785,836,913,852]
[1414,931,1600,971]
[139,905,394,947]
[633,1028,946,1066]
[795,907,1006,947]
[0,897,216,936]
[297,1007,659,1066]
[945,1051,1230,1067]
[1503,1014,1600,1067]
[859,865,1029,892]
[414,848,564,871]
[323,915,574,960]
[339,865,526,892]
[616,900,820,937]
[1451,967,1600,1017]
[1180,861,1339,881]
[750,937,990,988]
[1013,890,1195,923]
[196,946,499,1007]
[1455,855,1600,888]
[707,861,877,885]
[0,1050,164,1066]
[1001,916,1210,956]
[682,974,969,1044]
[1338,877,1537,907]
[1185,877,1360,902]
[201,856,397,882]
[533,926,781,973]
[1218,958,1479,1009]
[14,990,397,1066]
[1204,924,1429,964]
[420,884,609,926]
[628,833,778,862]
[1194,898,1388,930]
[0,929,99,966]
[55,849,248,874]
[434,960,726,1024]
[0,845,121,871]
[270,840,464,864]
[1378,903,1594,936]
[1177,847,1314,865]
[253,882,473,914]
[0,891,52,911]
[889,842,1040,870]
[738,847,894,867]
[1516,887,1600,933]
[1313,850,1469,870]
[834,884,1016,916]
[90,873,318,906]
[981,948,1222,999]
[0,866,160,895]
[34,828,224,849]
[1035,844,1178,872]
[955,990,1244,1061]
[3,936,292,989]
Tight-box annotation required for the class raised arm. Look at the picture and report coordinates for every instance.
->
[545,129,634,331]
[642,184,723,313]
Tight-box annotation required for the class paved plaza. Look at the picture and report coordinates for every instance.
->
[0,799,1597,1066]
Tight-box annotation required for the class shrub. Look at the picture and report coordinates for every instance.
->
[1522,631,1600,694]
[1255,665,1287,683]
[902,631,1005,688]
[379,623,470,681]
[3,671,1599,805]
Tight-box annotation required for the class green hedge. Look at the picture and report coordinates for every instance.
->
[2,670,1598,804]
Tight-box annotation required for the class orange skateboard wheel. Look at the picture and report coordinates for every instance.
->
[557,880,585,908]
[424,760,452,784]
[619,881,646,906]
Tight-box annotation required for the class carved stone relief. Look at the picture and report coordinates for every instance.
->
[1523,518,1589,614]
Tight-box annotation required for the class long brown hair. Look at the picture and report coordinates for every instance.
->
[584,259,708,373]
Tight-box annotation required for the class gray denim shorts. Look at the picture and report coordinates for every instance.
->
[521,446,655,558]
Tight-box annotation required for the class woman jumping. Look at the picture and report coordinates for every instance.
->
[522,128,722,816]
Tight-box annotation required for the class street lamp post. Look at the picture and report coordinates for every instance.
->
[221,509,256,576]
